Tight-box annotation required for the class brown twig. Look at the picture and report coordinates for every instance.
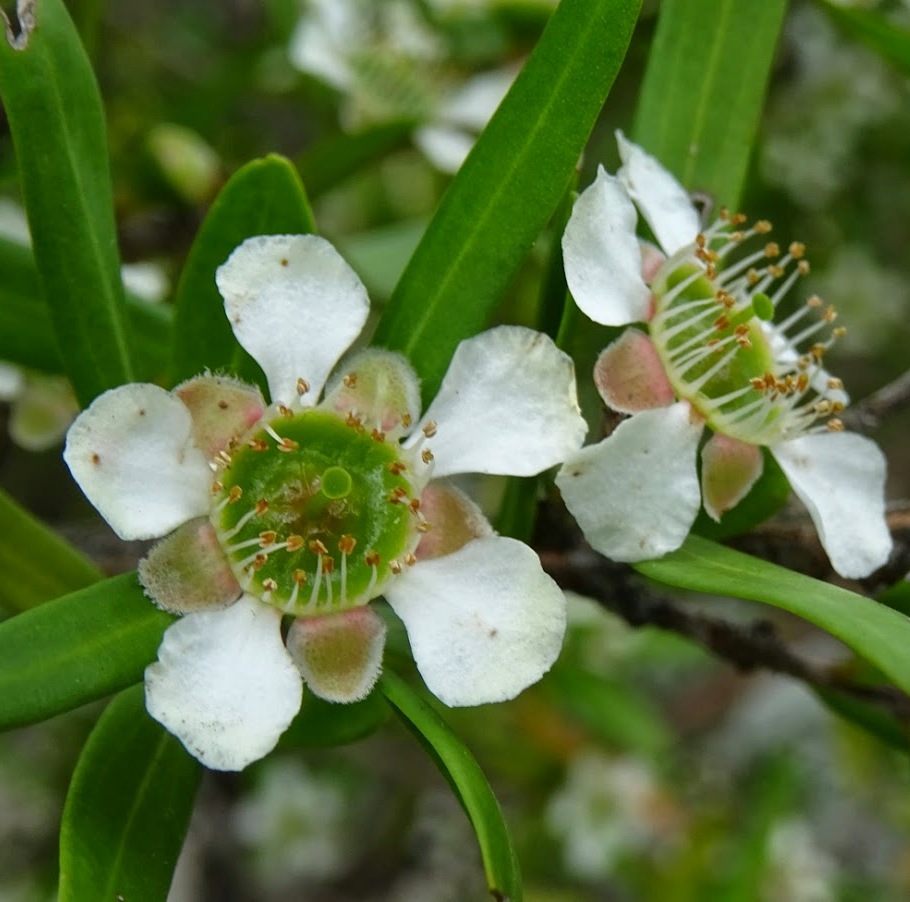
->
[843,367,910,432]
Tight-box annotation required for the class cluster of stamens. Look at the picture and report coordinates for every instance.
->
[207,374,436,616]
[648,209,849,445]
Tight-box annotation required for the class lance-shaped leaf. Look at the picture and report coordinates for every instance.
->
[0,573,173,731]
[60,685,201,902]
[635,536,910,696]
[820,0,910,77]
[170,155,316,386]
[372,0,642,402]
[0,0,135,404]
[632,0,788,211]
[380,671,522,901]
[0,488,101,614]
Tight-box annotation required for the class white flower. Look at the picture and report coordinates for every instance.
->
[64,234,586,771]
[0,363,78,452]
[289,0,516,173]
[556,133,892,579]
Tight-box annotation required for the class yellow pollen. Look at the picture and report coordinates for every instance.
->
[696,233,706,248]
[765,242,780,258]
[833,326,847,338]
[755,220,772,233]
[768,264,784,278]
[823,306,838,322]
[286,535,304,552]
[797,260,810,275]
[807,295,823,308]
[714,314,730,330]
[292,569,307,585]
[789,241,806,259]
[747,268,761,285]
[731,212,747,226]
[345,412,363,430]
[229,485,243,503]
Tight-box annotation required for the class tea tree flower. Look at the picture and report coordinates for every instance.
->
[289,0,516,173]
[65,234,585,770]
[556,133,891,578]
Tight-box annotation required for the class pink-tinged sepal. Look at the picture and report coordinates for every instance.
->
[286,607,386,703]
[322,348,421,439]
[593,329,675,414]
[138,517,241,614]
[175,375,265,458]
[700,433,764,522]
[414,479,493,560]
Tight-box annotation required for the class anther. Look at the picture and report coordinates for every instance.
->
[387,460,406,475]
[339,534,356,555]
[278,404,294,418]
[827,418,845,432]
[400,412,412,428]
[252,554,267,571]
[296,378,310,396]
[364,550,380,567]
[309,539,328,555]
[807,295,823,308]
[797,260,810,275]
[764,242,780,258]
[211,480,224,495]
[408,498,421,513]
[255,499,269,515]
[421,448,434,464]
[833,326,847,338]
[293,569,307,585]
[754,220,772,234]
[827,377,844,391]
[417,520,432,533]
[371,428,386,443]
[278,437,299,452]
[229,485,243,503]
[343,372,358,388]
[259,530,277,547]
[389,560,403,575]
[345,412,363,430]
[262,578,278,593]
[248,438,268,452]
[322,555,335,574]
[286,534,304,552]
[404,552,417,566]
[823,306,837,322]
[789,241,806,259]
[422,421,437,438]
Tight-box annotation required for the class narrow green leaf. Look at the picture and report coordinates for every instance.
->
[0,573,173,731]
[819,0,910,76]
[379,671,522,901]
[60,685,201,902]
[0,0,135,404]
[297,121,414,199]
[0,488,101,613]
[170,154,316,386]
[633,0,788,210]
[372,0,642,401]
[635,536,910,696]
[0,235,173,380]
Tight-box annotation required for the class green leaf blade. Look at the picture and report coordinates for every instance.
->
[372,0,642,401]
[0,573,173,731]
[380,671,522,901]
[635,536,910,696]
[633,0,788,210]
[0,0,135,404]
[60,685,201,902]
[170,154,317,386]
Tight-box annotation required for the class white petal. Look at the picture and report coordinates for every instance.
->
[411,326,587,478]
[287,0,357,89]
[63,384,211,541]
[437,67,516,130]
[772,433,892,579]
[562,166,651,325]
[616,131,701,256]
[414,124,474,174]
[0,361,25,401]
[556,403,703,561]
[385,536,566,706]
[216,235,370,406]
[145,595,303,771]
[9,374,77,452]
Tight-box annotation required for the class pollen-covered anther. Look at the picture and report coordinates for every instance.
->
[388,486,408,504]
[371,428,385,443]
[747,268,761,286]
[734,325,751,348]
[251,553,267,571]
[389,560,403,575]
[364,550,380,567]
[248,438,268,452]
[404,552,417,566]
[345,411,363,430]
[339,534,356,555]
[421,448,434,464]
[827,418,845,432]
[750,376,767,392]
[387,460,406,475]
[229,485,243,503]
[322,555,335,574]
[342,372,358,388]
[286,534,304,552]
[754,219,772,234]
[730,213,747,226]
[422,421,437,438]
[309,539,328,555]
[278,437,299,452]
[255,499,269,515]
[296,378,310,396]
[696,233,707,249]
[278,404,294,418]
[806,295,823,308]
[715,290,735,309]
[827,377,844,391]
[789,241,806,259]
[831,401,845,414]
[400,412,412,429]
[714,314,730,330]
[258,530,277,547]
[797,260,810,276]
[292,569,307,585]
[764,242,780,258]
[416,519,432,533]
[211,480,224,495]
[408,498,420,514]
[262,577,278,593]
[814,400,833,415]
[823,306,838,323]
[810,343,827,361]
[767,264,784,278]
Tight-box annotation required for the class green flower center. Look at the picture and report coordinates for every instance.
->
[647,217,847,445]
[211,408,420,615]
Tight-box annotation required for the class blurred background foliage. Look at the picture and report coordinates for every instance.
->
[1,0,910,898]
